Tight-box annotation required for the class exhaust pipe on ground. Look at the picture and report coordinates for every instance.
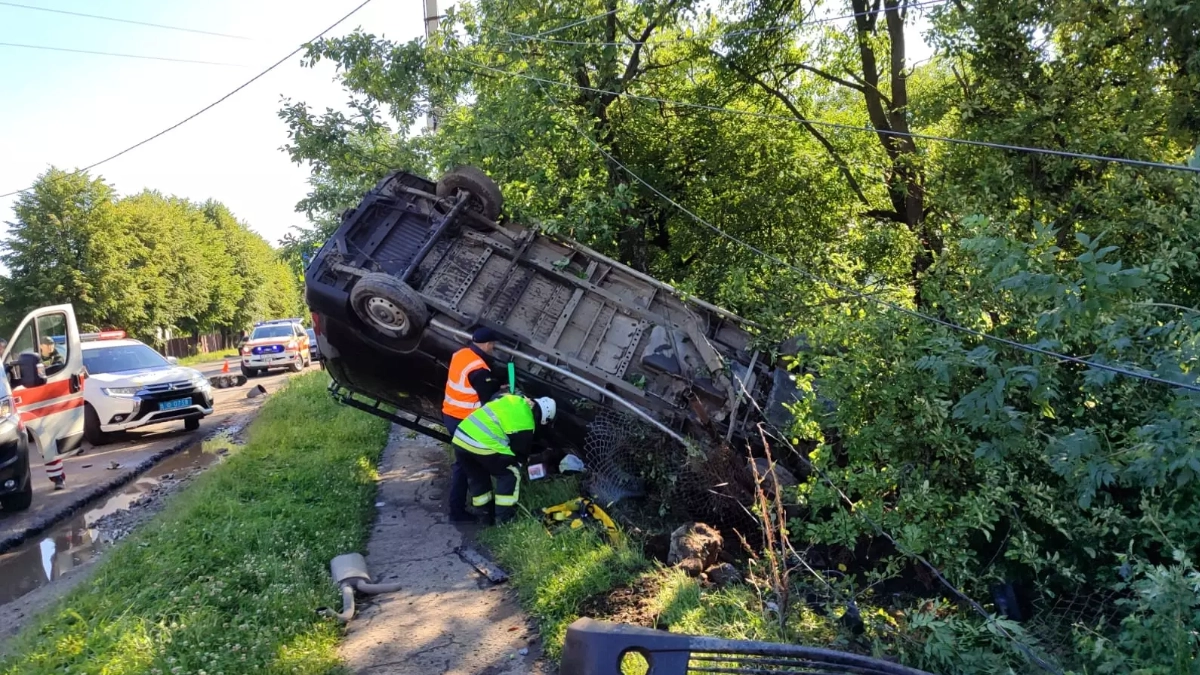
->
[320,553,403,622]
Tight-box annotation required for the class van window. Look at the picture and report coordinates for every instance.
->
[7,323,35,363]
[35,313,69,376]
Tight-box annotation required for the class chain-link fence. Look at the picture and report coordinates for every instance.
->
[581,408,761,528]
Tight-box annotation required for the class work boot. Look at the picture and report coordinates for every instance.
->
[51,475,65,491]
[479,505,496,527]
[449,510,477,523]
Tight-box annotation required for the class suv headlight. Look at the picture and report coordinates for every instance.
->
[192,375,211,390]
[0,396,13,418]
[103,387,140,398]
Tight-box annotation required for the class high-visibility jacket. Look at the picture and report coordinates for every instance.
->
[452,394,535,457]
[443,347,491,418]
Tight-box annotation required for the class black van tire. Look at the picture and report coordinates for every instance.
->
[436,166,503,221]
[350,274,429,341]
[0,466,32,512]
[84,404,114,446]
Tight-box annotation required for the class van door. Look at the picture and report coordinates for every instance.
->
[2,304,85,485]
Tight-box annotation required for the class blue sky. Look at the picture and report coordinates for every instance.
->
[0,1,934,249]
[0,0,425,246]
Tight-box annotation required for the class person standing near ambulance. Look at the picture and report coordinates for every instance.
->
[442,327,502,521]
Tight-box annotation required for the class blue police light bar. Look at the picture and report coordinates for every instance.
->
[254,318,304,327]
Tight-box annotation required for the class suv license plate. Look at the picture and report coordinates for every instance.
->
[160,398,192,411]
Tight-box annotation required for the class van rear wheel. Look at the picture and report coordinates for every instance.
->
[436,166,503,222]
[350,274,429,341]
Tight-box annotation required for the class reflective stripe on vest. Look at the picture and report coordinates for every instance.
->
[451,394,535,456]
[442,347,489,418]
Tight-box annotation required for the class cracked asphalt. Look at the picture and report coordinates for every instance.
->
[338,427,549,675]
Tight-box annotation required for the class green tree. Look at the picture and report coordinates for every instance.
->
[3,170,303,344]
[0,168,147,333]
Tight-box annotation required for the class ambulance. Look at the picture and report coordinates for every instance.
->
[1,304,85,491]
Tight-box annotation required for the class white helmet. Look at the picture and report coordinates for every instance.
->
[534,397,557,425]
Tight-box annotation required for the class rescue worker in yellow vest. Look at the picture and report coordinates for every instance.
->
[443,327,502,522]
[452,394,557,524]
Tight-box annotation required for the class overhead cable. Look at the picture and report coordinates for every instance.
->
[467,61,1200,175]
[0,1,249,39]
[0,0,376,201]
[521,72,1200,394]
[515,9,618,39]
[503,0,950,47]
[0,41,242,66]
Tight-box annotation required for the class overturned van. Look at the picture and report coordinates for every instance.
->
[304,167,800,454]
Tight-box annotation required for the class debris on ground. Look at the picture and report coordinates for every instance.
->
[456,545,509,583]
[669,522,723,577]
[558,454,585,474]
[703,562,743,588]
[748,458,798,498]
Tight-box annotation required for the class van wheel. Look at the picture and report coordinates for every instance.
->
[436,166,503,221]
[350,274,429,341]
[185,417,200,432]
[84,404,114,446]
[0,467,32,512]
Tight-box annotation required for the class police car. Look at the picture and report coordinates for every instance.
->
[81,332,214,445]
[240,319,311,377]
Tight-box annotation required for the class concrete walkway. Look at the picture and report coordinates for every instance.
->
[339,426,548,675]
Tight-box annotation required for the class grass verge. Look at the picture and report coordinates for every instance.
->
[478,477,849,664]
[0,372,389,675]
[177,348,240,367]
[477,477,649,659]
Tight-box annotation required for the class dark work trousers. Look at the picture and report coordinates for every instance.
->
[454,447,521,523]
[443,414,470,518]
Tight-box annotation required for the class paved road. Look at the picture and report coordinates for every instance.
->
[0,361,316,551]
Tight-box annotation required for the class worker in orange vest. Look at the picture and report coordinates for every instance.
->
[443,327,502,522]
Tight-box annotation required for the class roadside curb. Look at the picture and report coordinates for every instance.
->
[0,415,250,556]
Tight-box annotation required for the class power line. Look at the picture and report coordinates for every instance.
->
[515,9,618,39]
[467,61,1200,175]
[0,1,249,40]
[0,0,376,201]
[503,0,950,47]
[0,41,242,67]
[524,73,1200,395]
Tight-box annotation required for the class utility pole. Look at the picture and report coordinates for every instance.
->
[424,0,440,133]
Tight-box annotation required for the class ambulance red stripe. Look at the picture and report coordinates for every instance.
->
[12,379,73,406]
[19,397,83,421]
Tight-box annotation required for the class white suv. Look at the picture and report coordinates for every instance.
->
[81,335,214,445]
